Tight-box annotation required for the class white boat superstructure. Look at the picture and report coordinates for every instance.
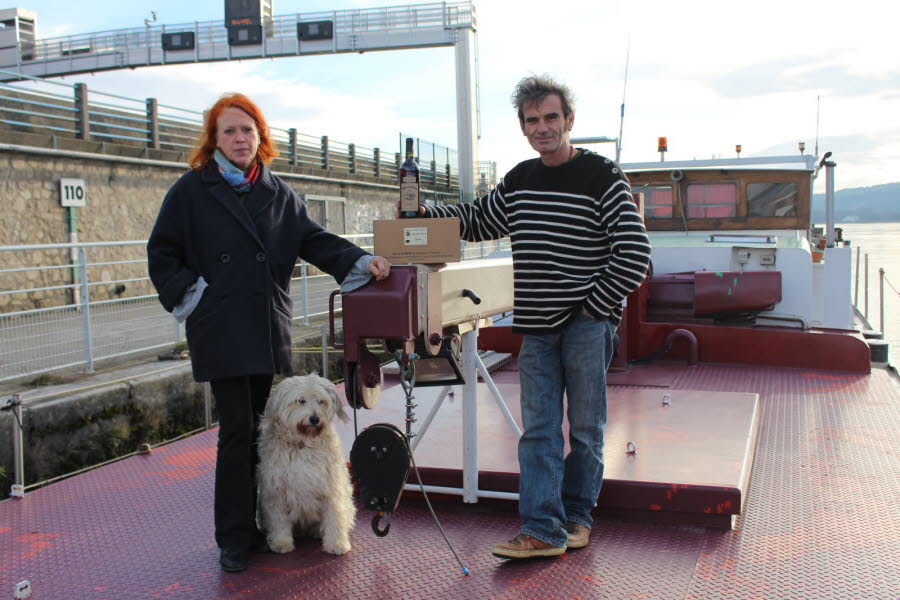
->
[621,154,852,331]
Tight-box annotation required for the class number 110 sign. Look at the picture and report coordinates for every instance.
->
[59,178,86,207]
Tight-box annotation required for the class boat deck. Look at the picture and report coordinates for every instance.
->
[1,362,898,599]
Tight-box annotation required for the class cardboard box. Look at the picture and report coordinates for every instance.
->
[373,217,461,264]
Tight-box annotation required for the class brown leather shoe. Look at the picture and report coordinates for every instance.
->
[491,533,566,559]
[565,521,590,549]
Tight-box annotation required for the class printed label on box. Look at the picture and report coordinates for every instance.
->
[403,227,428,246]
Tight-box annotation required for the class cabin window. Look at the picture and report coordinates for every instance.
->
[686,183,736,218]
[642,185,674,218]
[747,182,798,217]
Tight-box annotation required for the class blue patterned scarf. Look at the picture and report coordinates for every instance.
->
[214,149,260,194]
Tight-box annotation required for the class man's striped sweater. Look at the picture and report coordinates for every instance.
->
[424,149,651,334]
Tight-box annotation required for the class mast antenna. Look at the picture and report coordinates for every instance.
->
[616,35,630,163]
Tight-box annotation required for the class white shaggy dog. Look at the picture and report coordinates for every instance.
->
[257,374,355,555]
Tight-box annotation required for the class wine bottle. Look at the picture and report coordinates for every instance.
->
[399,137,420,218]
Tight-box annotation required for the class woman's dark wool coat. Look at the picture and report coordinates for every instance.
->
[147,164,367,382]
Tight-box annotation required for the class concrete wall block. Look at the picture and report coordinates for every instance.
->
[25,383,132,483]
[127,367,207,435]
[19,365,209,485]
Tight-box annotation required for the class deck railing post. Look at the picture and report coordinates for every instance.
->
[864,253,869,320]
[5,394,25,499]
[373,147,380,179]
[879,268,885,338]
[78,247,94,374]
[854,246,860,307]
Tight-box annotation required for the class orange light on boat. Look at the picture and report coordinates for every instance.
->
[736,144,742,157]
[657,137,668,152]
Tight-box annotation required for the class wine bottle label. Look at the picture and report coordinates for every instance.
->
[400,181,419,211]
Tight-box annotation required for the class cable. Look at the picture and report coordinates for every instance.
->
[407,444,470,577]
[392,350,469,576]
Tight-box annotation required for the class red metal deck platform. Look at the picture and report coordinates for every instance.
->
[1,363,898,599]
[341,361,759,528]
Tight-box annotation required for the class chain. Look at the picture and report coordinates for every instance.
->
[395,351,418,440]
[883,271,900,297]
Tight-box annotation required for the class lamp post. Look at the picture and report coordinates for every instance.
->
[144,11,157,63]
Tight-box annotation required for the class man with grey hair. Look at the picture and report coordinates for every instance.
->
[413,74,650,558]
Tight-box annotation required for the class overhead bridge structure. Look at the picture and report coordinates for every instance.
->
[0,1,481,199]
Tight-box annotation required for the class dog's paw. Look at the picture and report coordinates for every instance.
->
[268,536,295,554]
[322,538,351,556]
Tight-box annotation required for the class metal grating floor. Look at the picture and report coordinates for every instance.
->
[1,364,898,599]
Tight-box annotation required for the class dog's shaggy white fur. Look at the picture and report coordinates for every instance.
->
[257,374,355,555]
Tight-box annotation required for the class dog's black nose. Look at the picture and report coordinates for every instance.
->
[309,415,320,426]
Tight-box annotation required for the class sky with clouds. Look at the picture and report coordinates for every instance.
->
[9,0,899,193]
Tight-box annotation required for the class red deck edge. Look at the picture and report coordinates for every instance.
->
[405,465,745,527]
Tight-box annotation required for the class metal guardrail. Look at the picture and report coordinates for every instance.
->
[0,236,509,383]
[0,69,467,194]
[853,245,895,342]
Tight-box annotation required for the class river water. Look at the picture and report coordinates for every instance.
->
[839,221,900,366]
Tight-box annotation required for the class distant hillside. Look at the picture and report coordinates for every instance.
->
[812,182,900,223]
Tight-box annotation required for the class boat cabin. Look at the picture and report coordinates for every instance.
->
[621,156,852,332]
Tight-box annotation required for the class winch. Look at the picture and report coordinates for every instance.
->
[329,259,513,410]
[329,258,515,575]
[328,258,515,529]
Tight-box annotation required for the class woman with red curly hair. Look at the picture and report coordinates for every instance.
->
[147,93,389,573]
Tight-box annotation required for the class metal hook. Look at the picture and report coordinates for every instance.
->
[372,512,391,537]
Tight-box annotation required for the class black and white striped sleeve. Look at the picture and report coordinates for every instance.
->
[423,179,510,242]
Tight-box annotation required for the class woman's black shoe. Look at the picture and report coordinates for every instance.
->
[219,548,247,572]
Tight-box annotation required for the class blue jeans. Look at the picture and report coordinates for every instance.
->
[517,312,616,547]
